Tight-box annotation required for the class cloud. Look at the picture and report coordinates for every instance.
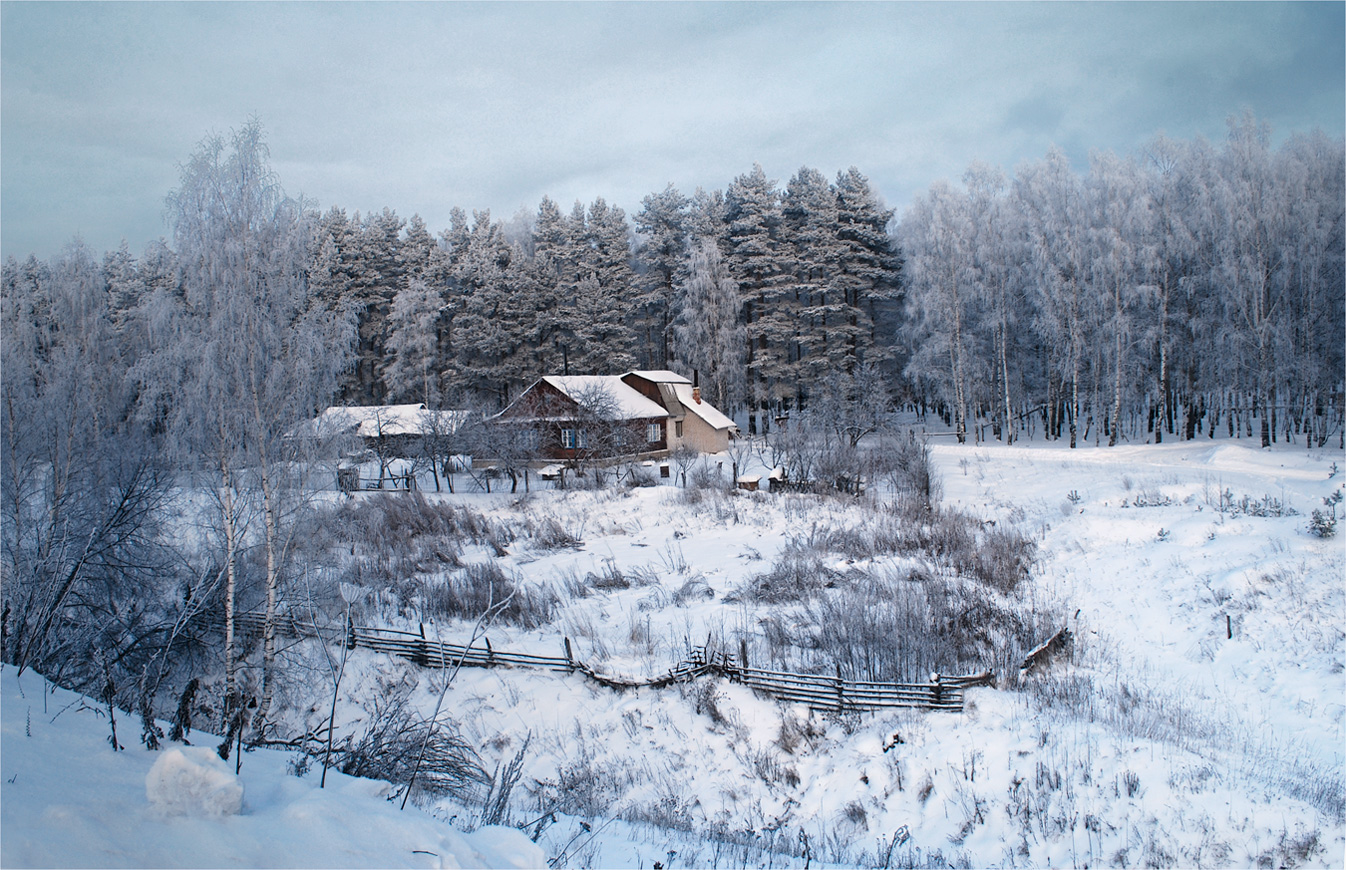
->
[3,2,1341,260]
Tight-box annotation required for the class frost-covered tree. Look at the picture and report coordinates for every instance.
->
[448,211,530,407]
[832,167,901,375]
[673,237,746,413]
[385,277,445,405]
[1085,151,1150,446]
[1014,147,1093,447]
[575,198,636,373]
[632,184,690,369]
[149,120,352,730]
[780,166,838,394]
[724,165,789,427]
[963,162,1020,443]
[1,243,172,683]
[899,180,977,443]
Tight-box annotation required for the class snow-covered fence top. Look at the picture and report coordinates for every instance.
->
[224,611,990,713]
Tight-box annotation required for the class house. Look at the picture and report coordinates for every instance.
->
[619,371,738,454]
[495,376,671,461]
[496,371,738,462]
[302,404,473,458]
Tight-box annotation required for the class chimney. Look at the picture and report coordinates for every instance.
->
[693,387,702,404]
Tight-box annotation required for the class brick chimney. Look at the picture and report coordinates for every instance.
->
[693,387,702,404]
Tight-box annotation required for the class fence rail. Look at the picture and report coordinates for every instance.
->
[221,611,991,712]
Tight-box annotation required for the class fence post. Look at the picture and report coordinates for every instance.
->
[738,639,749,675]
[485,636,494,663]
[835,663,845,710]
[564,637,574,672]
[931,672,943,707]
[345,612,356,650]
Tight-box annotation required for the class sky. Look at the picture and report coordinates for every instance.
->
[2,1,1343,261]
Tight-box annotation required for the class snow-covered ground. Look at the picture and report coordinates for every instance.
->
[4,436,1343,868]
[0,664,543,868]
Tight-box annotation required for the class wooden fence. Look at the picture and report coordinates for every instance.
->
[225,611,992,713]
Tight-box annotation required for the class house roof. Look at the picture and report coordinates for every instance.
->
[623,370,692,385]
[307,405,471,438]
[671,384,737,432]
[539,376,670,420]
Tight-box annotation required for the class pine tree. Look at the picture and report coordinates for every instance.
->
[832,167,900,376]
[633,184,690,369]
[449,211,530,407]
[575,197,636,373]
[779,167,836,397]
[724,165,789,427]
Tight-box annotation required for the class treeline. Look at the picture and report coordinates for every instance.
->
[902,110,1344,448]
[4,111,1343,450]
[298,162,902,433]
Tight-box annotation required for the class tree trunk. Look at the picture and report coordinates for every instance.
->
[254,461,280,738]
[221,460,238,703]
[999,323,1013,445]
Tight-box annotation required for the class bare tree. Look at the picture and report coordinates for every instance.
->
[1,245,175,686]
[148,120,354,735]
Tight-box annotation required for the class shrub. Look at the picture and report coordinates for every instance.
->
[739,539,839,604]
[333,689,487,804]
[421,562,558,629]
[528,516,584,550]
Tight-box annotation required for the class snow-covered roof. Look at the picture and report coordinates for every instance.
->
[671,384,737,432]
[624,370,692,385]
[307,405,472,438]
[540,376,669,420]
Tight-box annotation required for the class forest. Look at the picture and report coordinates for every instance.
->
[6,111,1343,450]
[2,111,1343,867]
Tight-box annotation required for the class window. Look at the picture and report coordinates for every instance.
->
[647,422,662,443]
[561,428,585,449]
[674,420,683,438]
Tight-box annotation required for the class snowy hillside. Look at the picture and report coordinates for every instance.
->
[0,664,543,868]
[4,438,1343,869]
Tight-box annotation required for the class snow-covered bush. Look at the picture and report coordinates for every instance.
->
[526,515,584,550]
[423,562,558,629]
[333,687,487,805]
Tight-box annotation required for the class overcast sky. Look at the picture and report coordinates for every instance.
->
[3,1,1343,261]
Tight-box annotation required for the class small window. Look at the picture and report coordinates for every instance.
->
[647,422,662,443]
[561,428,585,449]
[674,420,683,438]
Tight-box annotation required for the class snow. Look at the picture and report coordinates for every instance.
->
[303,405,475,439]
[146,747,244,817]
[540,375,669,420]
[1,666,545,868]
[671,382,736,431]
[5,434,1343,868]
[624,369,692,385]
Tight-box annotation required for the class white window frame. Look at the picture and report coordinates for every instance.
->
[647,421,663,443]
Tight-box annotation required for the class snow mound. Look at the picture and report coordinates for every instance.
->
[145,747,244,817]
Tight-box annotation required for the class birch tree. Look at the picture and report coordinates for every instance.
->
[155,120,352,734]
[672,237,746,413]
[1014,148,1092,447]
[385,277,444,405]
[899,180,975,443]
